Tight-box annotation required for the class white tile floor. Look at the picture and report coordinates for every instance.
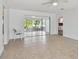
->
[0,35,78,59]
[24,36,47,47]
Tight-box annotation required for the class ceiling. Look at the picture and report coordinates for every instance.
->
[6,0,78,13]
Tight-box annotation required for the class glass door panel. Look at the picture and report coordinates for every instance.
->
[24,16,49,37]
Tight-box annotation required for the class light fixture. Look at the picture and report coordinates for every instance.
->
[52,2,58,6]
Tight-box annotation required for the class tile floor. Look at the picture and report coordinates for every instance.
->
[0,35,78,59]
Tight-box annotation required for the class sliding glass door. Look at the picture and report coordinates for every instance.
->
[24,16,49,37]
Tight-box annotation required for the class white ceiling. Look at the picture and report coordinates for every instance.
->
[7,0,78,13]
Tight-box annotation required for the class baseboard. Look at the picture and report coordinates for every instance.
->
[4,40,9,45]
[0,47,4,56]
[4,41,8,45]
[63,35,78,40]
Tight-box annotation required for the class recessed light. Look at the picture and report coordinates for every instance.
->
[52,2,58,6]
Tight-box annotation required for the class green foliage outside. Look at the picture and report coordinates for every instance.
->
[24,19,41,29]
[34,20,40,27]
[24,20,32,29]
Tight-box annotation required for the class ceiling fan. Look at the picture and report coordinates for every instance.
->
[42,0,68,6]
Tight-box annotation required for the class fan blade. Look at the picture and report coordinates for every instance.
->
[42,2,52,5]
[59,0,68,3]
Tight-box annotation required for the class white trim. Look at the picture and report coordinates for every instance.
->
[0,47,4,56]
[4,41,8,45]
[4,38,9,45]
[63,34,78,40]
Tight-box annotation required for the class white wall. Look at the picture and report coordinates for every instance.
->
[62,8,78,40]
[9,9,57,39]
[4,8,9,45]
[7,8,78,41]
[0,0,4,56]
[50,16,57,34]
